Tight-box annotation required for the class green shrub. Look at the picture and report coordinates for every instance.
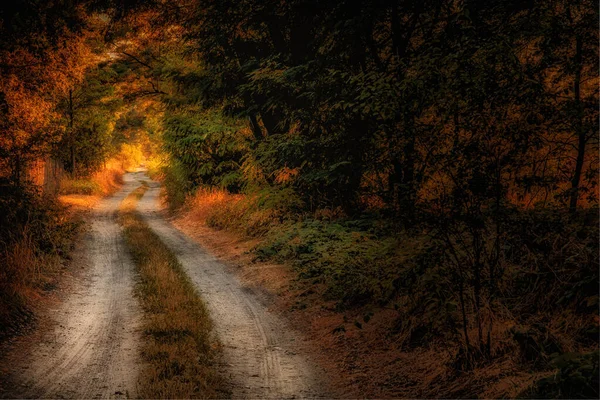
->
[162,160,190,211]
[254,218,431,307]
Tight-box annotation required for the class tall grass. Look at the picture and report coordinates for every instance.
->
[184,187,296,238]
[0,231,42,335]
[0,190,80,340]
[90,159,125,194]
[119,185,225,398]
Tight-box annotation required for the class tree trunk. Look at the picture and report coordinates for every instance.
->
[68,89,76,176]
[13,153,21,186]
[247,114,264,141]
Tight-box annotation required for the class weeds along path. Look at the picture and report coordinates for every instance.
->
[134,173,329,399]
[0,173,144,399]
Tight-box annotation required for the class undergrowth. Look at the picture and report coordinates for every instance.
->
[254,219,431,307]
[0,184,80,340]
[175,185,599,398]
[521,350,599,399]
[59,179,102,195]
[119,184,225,398]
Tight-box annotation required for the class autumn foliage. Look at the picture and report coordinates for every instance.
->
[0,0,598,398]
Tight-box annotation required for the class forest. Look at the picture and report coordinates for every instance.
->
[0,0,598,398]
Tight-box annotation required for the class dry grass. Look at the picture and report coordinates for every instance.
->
[0,233,41,324]
[58,194,102,210]
[59,160,125,212]
[119,185,225,399]
[184,187,244,225]
[0,228,65,340]
[90,159,125,195]
[183,188,280,238]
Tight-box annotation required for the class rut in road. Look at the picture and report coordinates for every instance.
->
[134,172,330,399]
[0,174,143,399]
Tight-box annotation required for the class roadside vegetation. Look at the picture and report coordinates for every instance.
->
[0,186,80,340]
[0,154,134,341]
[0,0,597,398]
[176,184,599,397]
[137,0,598,397]
[119,184,224,399]
[59,159,124,196]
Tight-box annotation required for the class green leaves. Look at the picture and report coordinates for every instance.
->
[161,104,248,193]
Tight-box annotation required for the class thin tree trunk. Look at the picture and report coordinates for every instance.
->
[458,278,471,360]
[68,89,76,176]
[247,114,263,141]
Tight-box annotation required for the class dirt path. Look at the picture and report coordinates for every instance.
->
[0,174,144,399]
[134,173,330,399]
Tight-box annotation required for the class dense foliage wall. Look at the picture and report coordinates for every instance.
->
[148,0,598,216]
[137,0,599,373]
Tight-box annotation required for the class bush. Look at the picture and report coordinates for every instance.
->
[146,153,166,181]
[254,218,431,307]
[162,160,190,210]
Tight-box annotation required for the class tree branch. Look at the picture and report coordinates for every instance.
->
[120,52,154,70]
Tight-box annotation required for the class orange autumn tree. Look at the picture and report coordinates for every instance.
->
[0,2,96,184]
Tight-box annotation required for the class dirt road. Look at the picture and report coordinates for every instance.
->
[0,174,143,399]
[0,172,328,399]
[135,173,329,399]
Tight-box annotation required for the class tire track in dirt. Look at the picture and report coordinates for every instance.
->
[134,173,330,399]
[0,173,144,399]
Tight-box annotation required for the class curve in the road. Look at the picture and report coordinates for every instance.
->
[134,173,330,399]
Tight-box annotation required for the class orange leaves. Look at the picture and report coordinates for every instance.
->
[0,74,56,153]
[0,23,97,160]
[274,166,300,184]
[44,32,98,97]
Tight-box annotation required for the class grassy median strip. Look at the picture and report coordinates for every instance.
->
[119,184,225,398]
